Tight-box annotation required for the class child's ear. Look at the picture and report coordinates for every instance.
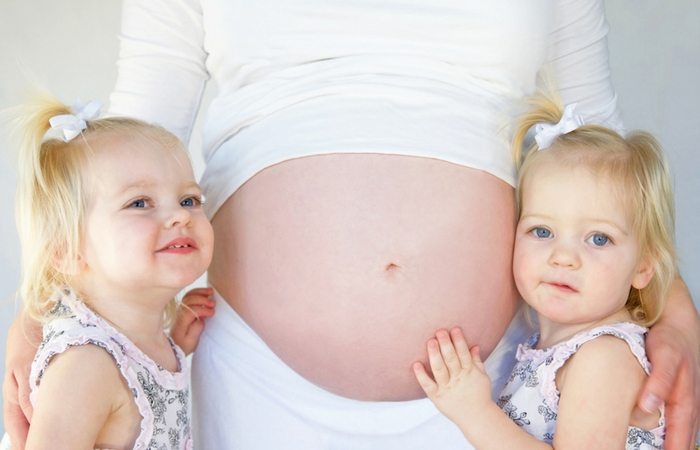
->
[51,248,86,276]
[631,256,655,290]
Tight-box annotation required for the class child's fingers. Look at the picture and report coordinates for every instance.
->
[182,294,216,308]
[412,362,438,396]
[173,312,198,332]
[436,329,462,377]
[427,338,450,385]
[183,303,215,320]
[170,321,189,347]
[172,319,205,356]
[449,327,473,368]
[182,294,215,308]
[193,308,215,320]
[185,318,206,338]
[470,346,485,371]
[184,287,214,297]
[182,287,215,306]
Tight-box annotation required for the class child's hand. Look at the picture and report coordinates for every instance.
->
[413,327,493,424]
[170,287,215,355]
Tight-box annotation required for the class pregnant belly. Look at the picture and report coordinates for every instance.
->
[208,153,518,401]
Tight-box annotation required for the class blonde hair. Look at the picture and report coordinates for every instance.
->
[512,94,677,326]
[13,92,180,324]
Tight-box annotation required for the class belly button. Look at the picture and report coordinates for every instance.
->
[382,262,403,282]
[385,262,401,272]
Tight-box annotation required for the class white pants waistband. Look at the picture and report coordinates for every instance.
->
[190,289,531,449]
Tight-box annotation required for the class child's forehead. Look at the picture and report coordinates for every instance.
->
[89,129,178,153]
[82,135,194,189]
[526,160,624,199]
[522,162,633,222]
[527,149,624,187]
[85,132,188,168]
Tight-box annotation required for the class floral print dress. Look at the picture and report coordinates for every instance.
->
[497,322,665,449]
[29,288,192,450]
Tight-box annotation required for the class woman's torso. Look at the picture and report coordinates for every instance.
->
[208,154,518,400]
[202,0,547,400]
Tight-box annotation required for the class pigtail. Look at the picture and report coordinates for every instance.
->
[511,93,569,213]
[14,94,69,185]
[13,92,87,320]
[511,94,565,169]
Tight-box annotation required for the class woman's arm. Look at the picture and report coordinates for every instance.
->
[2,312,41,450]
[641,278,700,450]
[545,0,622,132]
[108,0,209,144]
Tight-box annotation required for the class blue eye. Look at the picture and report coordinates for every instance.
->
[531,227,552,239]
[181,196,202,208]
[590,233,610,246]
[129,199,147,208]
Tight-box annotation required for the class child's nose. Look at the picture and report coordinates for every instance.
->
[165,206,192,228]
[548,244,580,269]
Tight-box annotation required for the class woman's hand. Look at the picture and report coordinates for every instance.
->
[640,278,699,450]
[3,313,42,450]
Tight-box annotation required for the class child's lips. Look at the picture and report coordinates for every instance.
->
[544,281,579,293]
[158,237,197,253]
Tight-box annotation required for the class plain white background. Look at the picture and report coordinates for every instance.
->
[0,0,698,435]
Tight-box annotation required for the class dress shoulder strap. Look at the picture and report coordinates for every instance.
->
[28,301,133,406]
[551,322,651,375]
[526,322,649,412]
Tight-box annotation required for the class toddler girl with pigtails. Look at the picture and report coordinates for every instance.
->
[414,94,674,449]
[11,93,215,449]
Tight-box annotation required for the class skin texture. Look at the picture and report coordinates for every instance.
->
[513,165,653,347]
[207,154,519,400]
[26,345,140,450]
[77,134,213,303]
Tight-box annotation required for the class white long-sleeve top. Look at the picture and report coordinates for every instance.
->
[109,0,621,217]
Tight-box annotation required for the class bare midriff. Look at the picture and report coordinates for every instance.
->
[208,153,519,401]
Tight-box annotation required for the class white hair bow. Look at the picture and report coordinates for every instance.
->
[534,103,585,150]
[49,100,102,142]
